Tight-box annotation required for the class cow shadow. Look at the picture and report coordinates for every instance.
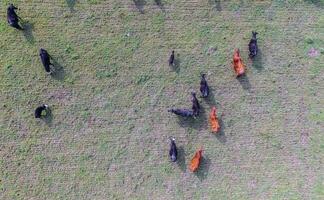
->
[251,48,263,72]
[214,117,226,143]
[204,88,218,106]
[51,58,65,80]
[209,0,222,11]
[215,0,222,11]
[239,0,244,7]
[172,53,181,74]
[155,0,165,11]
[177,105,208,131]
[304,0,324,7]
[133,0,146,14]
[177,146,186,172]
[237,74,251,91]
[66,0,77,11]
[22,21,35,44]
[195,156,211,181]
[43,108,53,126]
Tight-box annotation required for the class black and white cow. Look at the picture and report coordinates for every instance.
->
[169,137,178,162]
[35,104,49,118]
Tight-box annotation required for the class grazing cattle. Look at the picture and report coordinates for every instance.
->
[168,50,175,66]
[200,74,209,98]
[189,148,202,172]
[233,49,245,77]
[35,104,49,118]
[7,4,23,30]
[39,48,54,74]
[209,106,220,133]
[169,137,178,162]
[249,31,258,58]
[168,108,194,117]
[191,92,200,117]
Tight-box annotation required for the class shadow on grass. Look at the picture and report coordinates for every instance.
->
[43,108,53,126]
[133,0,146,14]
[66,0,77,11]
[215,0,222,11]
[155,0,165,11]
[214,117,226,143]
[177,146,186,172]
[204,88,218,106]
[22,21,35,44]
[50,58,65,80]
[251,48,263,72]
[195,156,211,181]
[176,105,208,131]
[304,0,324,7]
[171,54,181,74]
[237,74,251,91]
[209,0,222,11]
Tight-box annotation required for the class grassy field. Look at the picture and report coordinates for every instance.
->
[0,0,323,199]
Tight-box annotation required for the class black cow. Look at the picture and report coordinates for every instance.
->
[249,31,258,58]
[168,50,175,66]
[39,48,54,74]
[169,137,178,162]
[7,4,23,30]
[191,92,200,117]
[200,74,209,98]
[168,108,194,117]
[35,104,49,118]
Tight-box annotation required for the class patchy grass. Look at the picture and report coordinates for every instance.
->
[0,0,323,199]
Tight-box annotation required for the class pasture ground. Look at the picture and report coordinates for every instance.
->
[0,0,323,199]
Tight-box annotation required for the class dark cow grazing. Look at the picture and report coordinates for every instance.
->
[35,104,49,118]
[168,50,175,66]
[39,48,54,74]
[249,31,258,58]
[191,92,200,117]
[168,108,194,117]
[7,4,23,30]
[200,74,209,98]
[169,137,178,162]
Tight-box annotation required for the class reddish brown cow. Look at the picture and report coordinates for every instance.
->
[209,106,220,133]
[189,148,203,172]
[233,49,245,77]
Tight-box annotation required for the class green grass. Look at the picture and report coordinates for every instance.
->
[0,0,323,199]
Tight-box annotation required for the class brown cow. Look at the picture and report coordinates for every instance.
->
[232,49,245,77]
[189,148,203,172]
[209,106,220,133]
